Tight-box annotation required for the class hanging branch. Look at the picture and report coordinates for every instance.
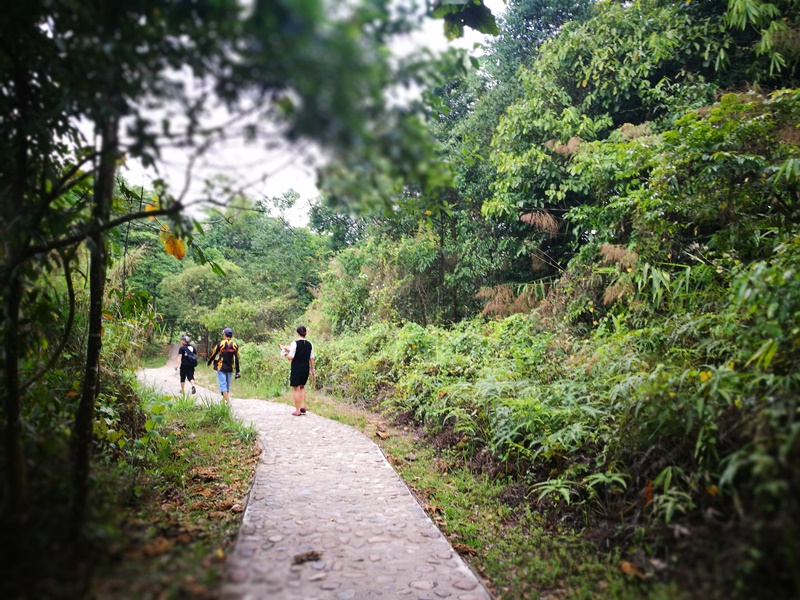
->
[20,247,79,393]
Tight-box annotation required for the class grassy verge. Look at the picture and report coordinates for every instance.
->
[105,367,673,599]
[88,392,259,599]
[291,389,682,599]
[376,432,685,600]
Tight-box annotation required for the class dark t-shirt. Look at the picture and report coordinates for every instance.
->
[178,344,197,367]
[209,339,239,373]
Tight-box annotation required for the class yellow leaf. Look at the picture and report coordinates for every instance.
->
[163,235,186,260]
[145,203,158,221]
[581,79,588,87]
[707,485,718,496]
[699,370,712,382]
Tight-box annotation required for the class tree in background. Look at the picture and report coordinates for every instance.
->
[313,0,599,327]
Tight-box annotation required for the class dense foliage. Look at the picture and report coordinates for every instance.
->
[291,0,800,597]
[0,0,498,592]
[3,0,800,597]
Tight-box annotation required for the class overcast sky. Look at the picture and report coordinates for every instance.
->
[119,0,506,227]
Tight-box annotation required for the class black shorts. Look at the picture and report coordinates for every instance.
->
[179,365,195,382]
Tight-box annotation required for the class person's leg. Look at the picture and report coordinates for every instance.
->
[188,367,196,394]
[223,372,233,404]
[217,371,229,404]
[299,385,306,412]
[179,369,186,394]
[292,386,302,414]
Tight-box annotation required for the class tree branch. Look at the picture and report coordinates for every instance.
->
[18,204,184,264]
[20,247,79,393]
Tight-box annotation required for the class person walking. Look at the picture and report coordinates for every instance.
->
[282,325,315,416]
[174,335,198,395]
[207,327,241,405]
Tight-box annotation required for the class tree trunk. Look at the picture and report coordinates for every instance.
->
[1,56,32,561]
[70,116,118,535]
[2,275,26,554]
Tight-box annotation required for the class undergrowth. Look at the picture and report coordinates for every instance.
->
[88,391,259,599]
[297,228,800,599]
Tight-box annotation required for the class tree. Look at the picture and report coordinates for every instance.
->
[485,0,737,273]
[0,0,500,563]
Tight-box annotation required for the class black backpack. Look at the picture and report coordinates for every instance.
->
[184,345,198,367]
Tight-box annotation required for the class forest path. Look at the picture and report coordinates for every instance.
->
[137,359,494,600]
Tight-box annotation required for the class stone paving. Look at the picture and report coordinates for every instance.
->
[138,365,494,600]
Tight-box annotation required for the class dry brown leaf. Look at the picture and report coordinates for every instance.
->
[292,550,322,565]
[452,542,477,556]
[191,467,218,482]
[425,503,443,514]
[620,561,646,580]
[375,430,390,440]
[142,536,173,557]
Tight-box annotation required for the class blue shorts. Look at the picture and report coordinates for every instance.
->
[217,371,233,393]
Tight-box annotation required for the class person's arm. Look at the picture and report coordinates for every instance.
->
[175,347,183,370]
[206,343,218,366]
[310,357,315,377]
[234,347,240,374]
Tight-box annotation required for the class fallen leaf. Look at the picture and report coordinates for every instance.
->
[452,542,477,556]
[191,467,218,482]
[620,561,646,580]
[293,550,322,564]
[142,536,173,557]
[425,503,443,514]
